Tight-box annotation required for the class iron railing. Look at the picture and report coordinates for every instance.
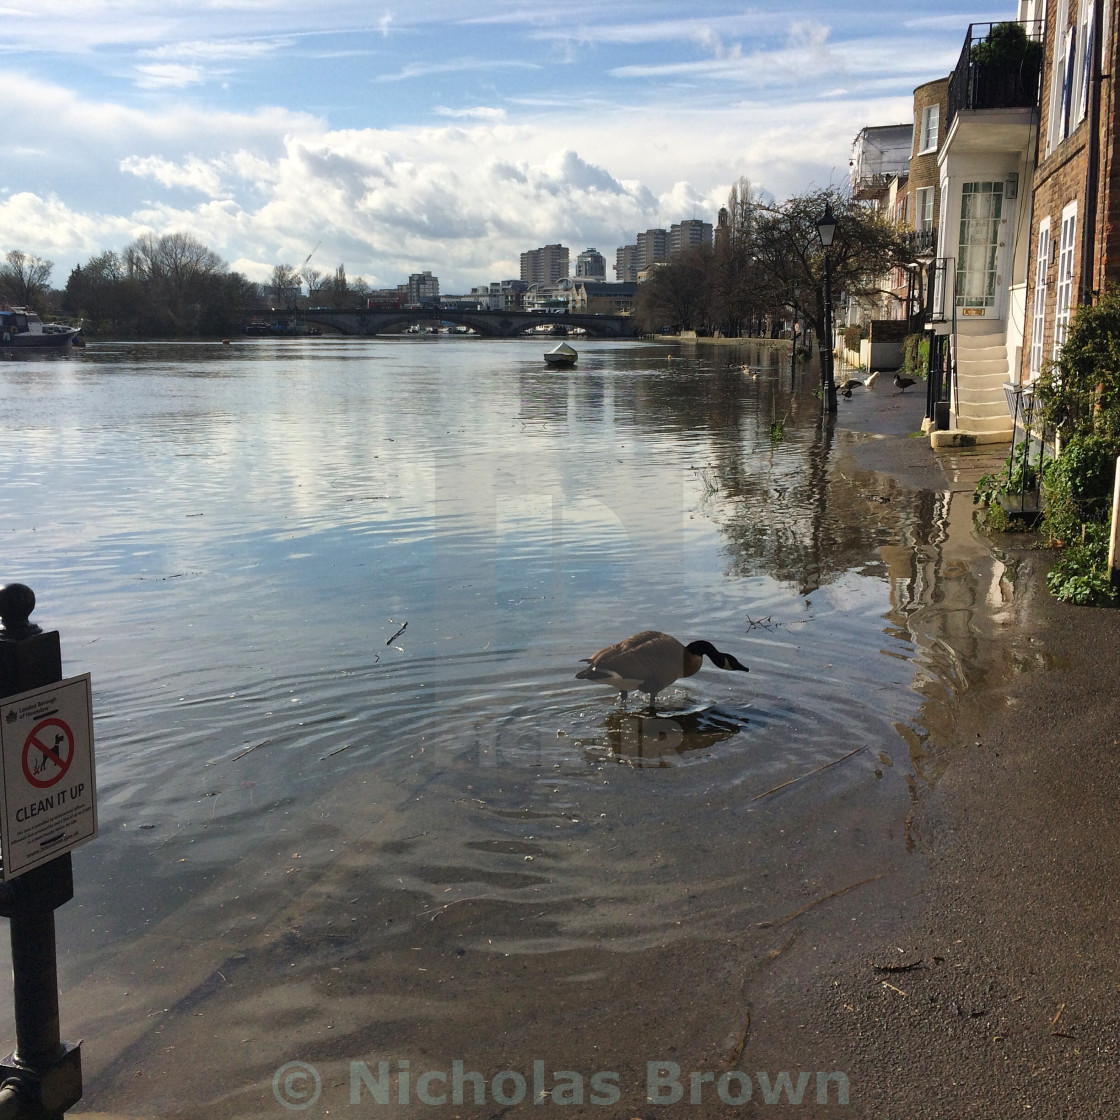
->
[947,21,1043,128]
[904,228,937,257]
[925,332,952,426]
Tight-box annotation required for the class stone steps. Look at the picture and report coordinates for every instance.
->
[951,324,1013,442]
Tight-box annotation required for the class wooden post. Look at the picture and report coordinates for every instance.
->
[1109,456,1120,583]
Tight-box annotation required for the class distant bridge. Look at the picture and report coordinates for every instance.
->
[261,306,638,339]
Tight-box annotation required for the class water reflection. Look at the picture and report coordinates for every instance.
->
[0,337,1022,1116]
[586,707,752,767]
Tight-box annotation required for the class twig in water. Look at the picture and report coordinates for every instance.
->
[229,738,272,762]
[386,621,408,645]
[751,746,864,801]
[756,874,882,929]
[745,615,777,631]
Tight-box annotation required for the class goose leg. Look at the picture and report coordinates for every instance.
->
[618,690,628,707]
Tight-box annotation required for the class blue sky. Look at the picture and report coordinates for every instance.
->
[0,1,1007,293]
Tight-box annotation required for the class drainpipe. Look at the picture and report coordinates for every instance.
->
[1080,0,1105,303]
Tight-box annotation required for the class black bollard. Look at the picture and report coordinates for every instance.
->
[0,585,82,1119]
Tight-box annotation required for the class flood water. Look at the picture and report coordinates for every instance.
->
[0,337,1002,1116]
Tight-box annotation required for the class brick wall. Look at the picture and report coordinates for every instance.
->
[908,77,950,237]
[1020,0,1120,383]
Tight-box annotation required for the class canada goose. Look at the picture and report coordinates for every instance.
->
[893,373,917,392]
[576,630,749,713]
[839,379,862,398]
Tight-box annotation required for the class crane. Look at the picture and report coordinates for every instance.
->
[297,241,321,276]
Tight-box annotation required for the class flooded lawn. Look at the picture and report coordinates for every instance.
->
[0,337,1006,1116]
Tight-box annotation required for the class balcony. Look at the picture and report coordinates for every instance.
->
[946,21,1043,129]
[904,227,938,259]
[852,172,895,201]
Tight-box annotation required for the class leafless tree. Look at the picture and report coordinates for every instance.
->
[0,250,54,308]
[269,263,300,307]
[753,187,908,343]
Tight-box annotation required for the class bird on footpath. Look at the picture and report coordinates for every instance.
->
[839,379,862,398]
[576,630,749,714]
[893,373,917,392]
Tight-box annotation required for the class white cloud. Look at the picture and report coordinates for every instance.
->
[134,63,211,89]
[434,106,508,121]
[120,155,227,197]
[0,192,138,261]
[375,57,540,82]
[139,37,289,62]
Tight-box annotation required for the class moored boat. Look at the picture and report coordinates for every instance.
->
[544,341,578,367]
[0,308,82,348]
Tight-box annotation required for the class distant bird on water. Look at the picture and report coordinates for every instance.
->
[576,630,749,714]
[893,373,917,392]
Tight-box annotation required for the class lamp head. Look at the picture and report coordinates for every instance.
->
[816,200,838,248]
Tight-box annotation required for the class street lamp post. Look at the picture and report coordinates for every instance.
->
[816,201,838,414]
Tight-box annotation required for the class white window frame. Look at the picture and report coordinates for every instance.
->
[915,186,935,232]
[918,104,939,155]
[955,181,1005,311]
[1071,0,1094,126]
[1053,201,1078,360]
[1047,0,1072,154]
[1029,218,1051,379]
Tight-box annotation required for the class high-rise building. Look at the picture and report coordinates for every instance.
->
[669,219,713,256]
[520,244,570,285]
[636,229,668,272]
[575,248,607,280]
[615,245,639,283]
[406,271,440,306]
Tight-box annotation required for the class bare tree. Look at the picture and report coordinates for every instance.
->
[0,250,54,308]
[633,249,712,333]
[269,264,300,307]
[710,178,777,336]
[325,264,350,309]
[301,266,323,304]
[753,187,907,344]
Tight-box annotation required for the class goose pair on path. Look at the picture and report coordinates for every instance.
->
[576,630,749,714]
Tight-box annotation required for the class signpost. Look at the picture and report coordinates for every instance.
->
[0,584,87,1117]
[0,674,97,880]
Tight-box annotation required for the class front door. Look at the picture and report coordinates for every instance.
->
[955,181,1007,320]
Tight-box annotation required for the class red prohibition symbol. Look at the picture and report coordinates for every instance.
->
[22,718,75,789]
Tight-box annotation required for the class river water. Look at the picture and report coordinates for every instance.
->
[0,337,995,1116]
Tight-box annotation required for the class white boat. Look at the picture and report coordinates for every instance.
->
[0,308,83,348]
[544,341,578,367]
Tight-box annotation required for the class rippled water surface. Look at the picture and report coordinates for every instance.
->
[0,337,969,1113]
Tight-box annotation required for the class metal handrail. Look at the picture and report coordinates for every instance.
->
[946,20,1043,128]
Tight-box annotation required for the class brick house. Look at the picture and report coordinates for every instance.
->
[1019,0,1113,389]
[927,4,1044,446]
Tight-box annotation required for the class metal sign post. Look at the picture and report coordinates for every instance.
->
[0,585,84,1119]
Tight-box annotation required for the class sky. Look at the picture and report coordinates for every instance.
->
[0,1,1010,294]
